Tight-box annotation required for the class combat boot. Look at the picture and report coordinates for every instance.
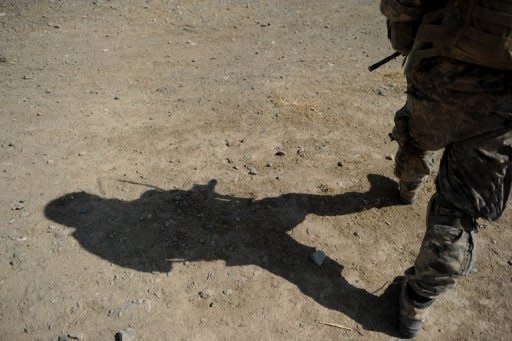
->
[399,270,434,338]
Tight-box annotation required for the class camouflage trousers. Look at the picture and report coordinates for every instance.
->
[392,56,512,299]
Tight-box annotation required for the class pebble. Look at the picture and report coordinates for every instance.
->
[115,328,135,341]
[246,165,257,175]
[78,151,86,156]
[275,150,286,156]
[385,155,394,161]
[508,260,512,266]
[297,146,305,157]
[114,96,120,100]
[353,231,359,237]
[13,201,24,210]
[67,332,86,341]
[199,290,211,299]
[22,74,33,80]
[310,250,326,266]
[222,289,233,295]
[265,162,272,167]
[337,161,343,167]
[48,23,61,29]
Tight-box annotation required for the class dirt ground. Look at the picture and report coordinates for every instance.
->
[1,1,511,340]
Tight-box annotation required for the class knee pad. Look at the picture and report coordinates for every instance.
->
[409,194,476,297]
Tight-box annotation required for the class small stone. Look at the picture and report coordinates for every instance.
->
[385,155,394,161]
[22,74,33,80]
[198,290,211,299]
[114,96,120,100]
[13,201,24,210]
[222,289,233,295]
[508,260,512,266]
[246,165,257,175]
[265,162,272,167]
[297,146,305,157]
[353,231,359,237]
[224,139,231,147]
[114,328,135,341]
[67,332,86,341]
[78,152,86,156]
[337,161,343,167]
[275,150,286,156]
[310,250,326,266]
[377,89,386,96]
[48,23,61,29]
[492,240,497,245]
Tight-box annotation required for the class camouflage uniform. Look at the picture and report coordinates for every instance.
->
[397,57,512,298]
[380,0,512,337]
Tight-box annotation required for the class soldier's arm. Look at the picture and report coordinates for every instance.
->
[380,0,425,54]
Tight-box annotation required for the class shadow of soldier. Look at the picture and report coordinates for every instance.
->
[44,174,403,336]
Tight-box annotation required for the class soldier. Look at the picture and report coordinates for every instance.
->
[379,0,512,338]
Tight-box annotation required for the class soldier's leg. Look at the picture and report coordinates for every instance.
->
[392,107,436,204]
[399,192,477,337]
[400,129,512,338]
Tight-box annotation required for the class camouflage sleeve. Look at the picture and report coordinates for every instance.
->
[380,0,424,22]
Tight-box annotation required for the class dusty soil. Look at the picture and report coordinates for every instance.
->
[1,1,511,340]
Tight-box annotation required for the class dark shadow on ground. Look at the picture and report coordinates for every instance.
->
[45,174,403,337]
